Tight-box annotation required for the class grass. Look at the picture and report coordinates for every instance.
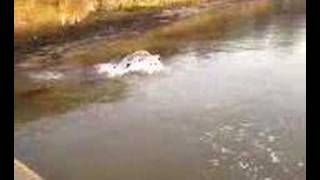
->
[14,0,200,39]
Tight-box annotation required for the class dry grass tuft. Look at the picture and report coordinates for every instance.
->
[14,0,200,37]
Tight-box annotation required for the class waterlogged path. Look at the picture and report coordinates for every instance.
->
[14,0,306,179]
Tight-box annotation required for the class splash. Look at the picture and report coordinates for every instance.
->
[95,50,164,77]
[28,71,64,81]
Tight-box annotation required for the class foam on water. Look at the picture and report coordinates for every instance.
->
[26,51,164,82]
[200,120,305,179]
[28,71,64,81]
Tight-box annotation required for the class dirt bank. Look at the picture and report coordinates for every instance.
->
[14,159,43,180]
[14,0,238,62]
[14,0,271,70]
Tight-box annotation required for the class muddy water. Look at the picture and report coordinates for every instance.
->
[14,1,305,180]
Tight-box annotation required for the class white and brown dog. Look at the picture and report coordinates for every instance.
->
[95,50,164,77]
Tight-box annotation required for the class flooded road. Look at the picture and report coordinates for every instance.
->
[14,1,306,180]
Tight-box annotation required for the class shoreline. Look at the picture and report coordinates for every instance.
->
[14,0,235,62]
[14,158,43,180]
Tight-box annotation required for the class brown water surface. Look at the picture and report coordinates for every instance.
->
[14,0,306,179]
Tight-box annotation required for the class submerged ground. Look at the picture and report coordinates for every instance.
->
[14,0,305,179]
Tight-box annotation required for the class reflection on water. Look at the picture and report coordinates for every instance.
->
[14,77,128,126]
[14,1,305,180]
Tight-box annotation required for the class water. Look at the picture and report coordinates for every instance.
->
[14,1,306,180]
